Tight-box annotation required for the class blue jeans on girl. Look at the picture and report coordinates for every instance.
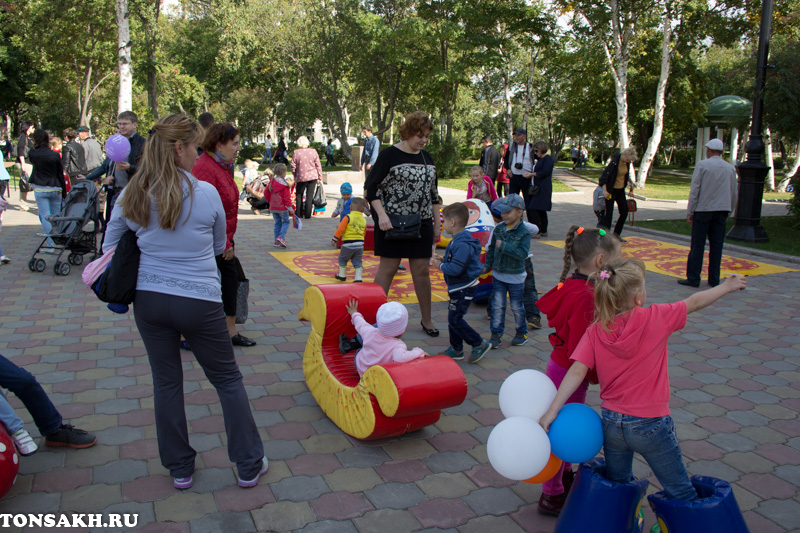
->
[490,279,526,338]
[34,190,62,247]
[272,211,290,240]
[601,408,697,501]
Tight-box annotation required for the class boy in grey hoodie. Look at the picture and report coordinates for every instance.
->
[432,203,492,363]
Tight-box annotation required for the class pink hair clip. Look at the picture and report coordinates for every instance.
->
[599,270,611,280]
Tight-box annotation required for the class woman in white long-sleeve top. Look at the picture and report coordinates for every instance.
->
[103,114,268,491]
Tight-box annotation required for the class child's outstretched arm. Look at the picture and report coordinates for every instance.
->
[684,275,746,315]
[539,361,590,432]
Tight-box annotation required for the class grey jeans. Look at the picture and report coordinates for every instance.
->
[133,290,264,479]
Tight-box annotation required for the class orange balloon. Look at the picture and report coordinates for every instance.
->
[524,452,563,484]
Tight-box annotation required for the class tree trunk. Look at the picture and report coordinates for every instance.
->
[503,68,513,143]
[581,0,633,150]
[144,0,162,118]
[522,49,536,136]
[636,1,673,189]
[116,0,133,113]
[765,126,775,190]
[776,139,799,192]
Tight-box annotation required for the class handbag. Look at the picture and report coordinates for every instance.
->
[95,229,140,304]
[381,151,431,241]
[528,183,541,197]
[627,190,637,225]
[384,213,422,240]
[19,174,31,193]
[312,183,327,208]
[234,257,249,324]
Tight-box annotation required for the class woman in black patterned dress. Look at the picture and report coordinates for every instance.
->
[365,111,442,336]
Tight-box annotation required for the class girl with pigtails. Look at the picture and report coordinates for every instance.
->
[540,258,746,501]
[534,225,622,516]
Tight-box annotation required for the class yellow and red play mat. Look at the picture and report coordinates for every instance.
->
[273,236,794,303]
[540,236,796,279]
[271,250,457,304]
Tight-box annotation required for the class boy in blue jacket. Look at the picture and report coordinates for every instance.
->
[484,194,531,348]
[432,203,492,363]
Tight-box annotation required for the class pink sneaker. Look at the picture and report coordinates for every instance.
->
[173,476,193,490]
[273,240,281,247]
[277,237,287,248]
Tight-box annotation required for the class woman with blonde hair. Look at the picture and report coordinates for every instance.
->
[291,135,323,219]
[365,110,442,336]
[599,146,637,238]
[103,114,268,491]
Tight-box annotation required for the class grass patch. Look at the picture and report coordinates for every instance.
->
[635,216,800,257]
[568,167,792,201]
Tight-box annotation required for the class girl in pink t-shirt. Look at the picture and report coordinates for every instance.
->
[534,226,621,516]
[540,258,746,501]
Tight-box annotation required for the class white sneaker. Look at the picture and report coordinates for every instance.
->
[0,255,10,264]
[19,203,30,211]
[12,429,38,456]
[238,457,269,488]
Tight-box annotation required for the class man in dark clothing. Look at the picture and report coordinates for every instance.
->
[479,135,500,185]
[62,127,87,185]
[16,121,35,209]
[86,111,145,227]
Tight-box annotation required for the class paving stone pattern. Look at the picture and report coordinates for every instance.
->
[0,171,798,532]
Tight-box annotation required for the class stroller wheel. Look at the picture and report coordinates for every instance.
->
[34,258,46,272]
[68,253,83,266]
[54,262,71,276]
[28,259,36,272]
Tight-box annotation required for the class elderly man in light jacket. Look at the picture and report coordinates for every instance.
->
[678,139,738,288]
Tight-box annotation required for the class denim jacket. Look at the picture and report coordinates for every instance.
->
[484,221,530,275]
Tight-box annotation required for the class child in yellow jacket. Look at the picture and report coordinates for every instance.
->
[331,197,367,282]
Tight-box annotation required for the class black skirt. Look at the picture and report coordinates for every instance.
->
[372,218,435,259]
[215,254,238,317]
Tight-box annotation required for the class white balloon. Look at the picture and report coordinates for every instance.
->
[487,417,552,480]
[499,369,557,422]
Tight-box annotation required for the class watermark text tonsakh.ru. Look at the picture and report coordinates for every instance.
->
[0,513,138,528]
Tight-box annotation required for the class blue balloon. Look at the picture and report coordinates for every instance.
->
[548,403,603,463]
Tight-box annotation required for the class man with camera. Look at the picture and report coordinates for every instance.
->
[503,128,536,222]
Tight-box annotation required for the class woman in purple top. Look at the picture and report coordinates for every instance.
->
[103,115,268,491]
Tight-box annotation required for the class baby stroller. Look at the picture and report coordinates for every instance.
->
[28,180,101,276]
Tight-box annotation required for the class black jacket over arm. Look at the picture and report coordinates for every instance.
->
[62,140,87,178]
[481,145,500,181]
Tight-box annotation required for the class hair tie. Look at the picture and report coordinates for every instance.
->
[576,227,584,235]
[598,229,607,236]
[599,270,611,280]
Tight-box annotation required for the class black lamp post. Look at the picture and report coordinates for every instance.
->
[727,0,773,243]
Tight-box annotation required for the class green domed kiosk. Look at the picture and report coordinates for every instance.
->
[695,95,752,165]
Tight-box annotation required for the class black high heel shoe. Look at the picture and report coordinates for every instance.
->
[421,321,439,337]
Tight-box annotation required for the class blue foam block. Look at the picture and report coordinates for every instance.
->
[555,458,649,533]
[648,475,749,533]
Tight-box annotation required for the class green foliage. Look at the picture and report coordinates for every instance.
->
[238,143,265,164]
[426,136,461,181]
[789,174,800,226]
[764,37,800,143]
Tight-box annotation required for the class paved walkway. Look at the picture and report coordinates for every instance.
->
[0,174,798,532]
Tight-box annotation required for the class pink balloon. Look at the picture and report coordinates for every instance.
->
[105,134,131,163]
